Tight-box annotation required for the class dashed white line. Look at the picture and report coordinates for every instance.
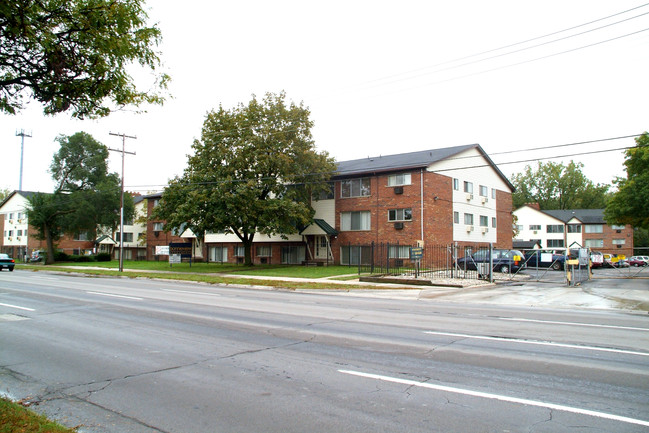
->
[338,369,649,428]
[500,317,649,332]
[0,302,35,312]
[86,292,143,300]
[424,331,649,357]
[162,288,221,296]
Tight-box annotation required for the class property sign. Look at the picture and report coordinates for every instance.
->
[410,247,423,260]
[169,242,192,258]
[169,254,181,264]
[155,245,169,256]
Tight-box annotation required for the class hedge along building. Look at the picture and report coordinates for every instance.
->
[199,144,515,265]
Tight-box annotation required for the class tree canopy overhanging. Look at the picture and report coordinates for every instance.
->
[0,0,169,118]
[153,92,337,266]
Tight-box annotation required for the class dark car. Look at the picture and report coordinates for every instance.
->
[455,249,526,274]
[524,251,565,270]
[0,253,15,271]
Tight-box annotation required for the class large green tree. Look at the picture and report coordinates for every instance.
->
[27,132,132,263]
[511,160,610,210]
[0,0,169,118]
[604,133,649,229]
[154,92,337,266]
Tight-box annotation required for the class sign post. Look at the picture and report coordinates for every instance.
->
[410,246,423,278]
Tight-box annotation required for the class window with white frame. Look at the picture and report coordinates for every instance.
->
[567,224,581,233]
[209,246,228,262]
[463,181,473,194]
[75,232,90,241]
[547,225,564,233]
[341,178,371,198]
[116,232,134,242]
[612,239,626,245]
[453,178,459,190]
[153,222,164,231]
[454,211,459,224]
[256,245,272,257]
[479,215,488,227]
[388,245,411,259]
[547,239,564,248]
[479,185,488,197]
[464,213,474,225]
[491,188,496,199]
[234,246,245,257]
[341,211,371,231]
[388,173,411,186]
[388,208,412,222]
[585,224,603,233]
[611,224,625,230]
[585,239,604,248]
[492,217,497,228]
[529,225,541,230]
[17,230,22,236]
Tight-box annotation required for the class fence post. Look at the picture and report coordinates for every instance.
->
[371,241,375,274]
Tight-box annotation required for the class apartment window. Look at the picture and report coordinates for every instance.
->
[340,245,372,265]
[234,246,245,257]
[75,232,90,241]
[612,239,626,245]
[256,246,272,257]
[17,212,22,220]
[454,211,459,224]
[479,185,488,197]
[611,224,625,230]
[153,222,164,231]
[341,211,371,231]
[492,217,497,228]
[8,213,13,220]
[8,230,13,237]
[453,178,459,190]
[547,225,564,233]
[547,239,564,248]
[388,208,412,222]
[479,215,489,227]
[116,232,133,242]
[529,225,541,230]
[17,230,22,236]
[152,199,160,207]
[341,178,371,198]
[567,224,581,233]
[464,213,474,225]
[585,224,603,233]
[314,182,335,200]
[388,173,411,186]
[585,239,604,248]
[491,188,496,199]
[463,181,473,194]
[388,245,411,259]
[209,246,228,262]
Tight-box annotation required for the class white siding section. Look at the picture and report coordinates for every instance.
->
[1,193,30,247]
[312,199,335,226]
[430,148,508,243]
[514,206,565,249]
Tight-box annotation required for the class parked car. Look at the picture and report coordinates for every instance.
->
[0,253,15,271]
[627,256,647,268]
[590,251,604,269]
[455,249,526,274]
[524,251,565,270]
[29,250,45,262]
[628,256,649,266]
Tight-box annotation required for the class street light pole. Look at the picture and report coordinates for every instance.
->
[109,132,136,272]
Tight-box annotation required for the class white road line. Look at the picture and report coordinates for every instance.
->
[162,289,221,296]
[500,317,649,332]
[338,369,649,428]
[86,292,143,300]
[424,331,649,357]
[0,302,35,312]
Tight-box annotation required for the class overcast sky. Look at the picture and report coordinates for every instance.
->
[2,0,648,194]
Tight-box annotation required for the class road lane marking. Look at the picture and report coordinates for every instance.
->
[0,302,35,311]
[86,292,143,300]
[500,317,649,332]
[424,331,649,357]
[338,369,649,428]
[161,289,221,296]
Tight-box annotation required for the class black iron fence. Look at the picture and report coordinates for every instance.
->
[343,242,494,281]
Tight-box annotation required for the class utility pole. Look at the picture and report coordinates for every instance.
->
[109,132,136,273]
[16,129,32,191]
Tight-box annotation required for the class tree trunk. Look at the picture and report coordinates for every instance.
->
[243,238,253,266]
[44,224,56,265]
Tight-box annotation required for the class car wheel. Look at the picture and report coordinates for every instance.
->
[499,264,510,274]
[551,262,562,271]
[9,267,14,272]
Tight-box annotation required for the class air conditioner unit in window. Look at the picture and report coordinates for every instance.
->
[394,186,403,194]
[481,197,488,204]
[533,230,538,234]
[481,227,488,234]
[394,222,404,230]
[465,225,474,232]
[466,193,473,201]
[154,231,160,237]
[616,229,622,233]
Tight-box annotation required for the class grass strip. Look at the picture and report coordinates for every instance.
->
[0,397,76,433]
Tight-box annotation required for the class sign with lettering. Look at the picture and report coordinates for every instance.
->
[169,242,192,258]
[410,247,423,260]
[155,245,169,256]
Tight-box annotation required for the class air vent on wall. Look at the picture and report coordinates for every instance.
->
[394,186,403,194]
[394,222,404,230]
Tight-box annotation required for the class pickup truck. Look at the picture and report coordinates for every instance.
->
[0,253,15,271]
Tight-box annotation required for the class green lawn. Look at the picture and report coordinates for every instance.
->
[0,397,76,432]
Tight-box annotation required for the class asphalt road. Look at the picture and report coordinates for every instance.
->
[1,271,648,432]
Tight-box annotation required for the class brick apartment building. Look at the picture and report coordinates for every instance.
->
[513,204,634,257]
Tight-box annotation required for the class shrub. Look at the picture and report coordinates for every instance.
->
[96,252,112,262]
[74,255,94,262]
[54,251,69,262]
